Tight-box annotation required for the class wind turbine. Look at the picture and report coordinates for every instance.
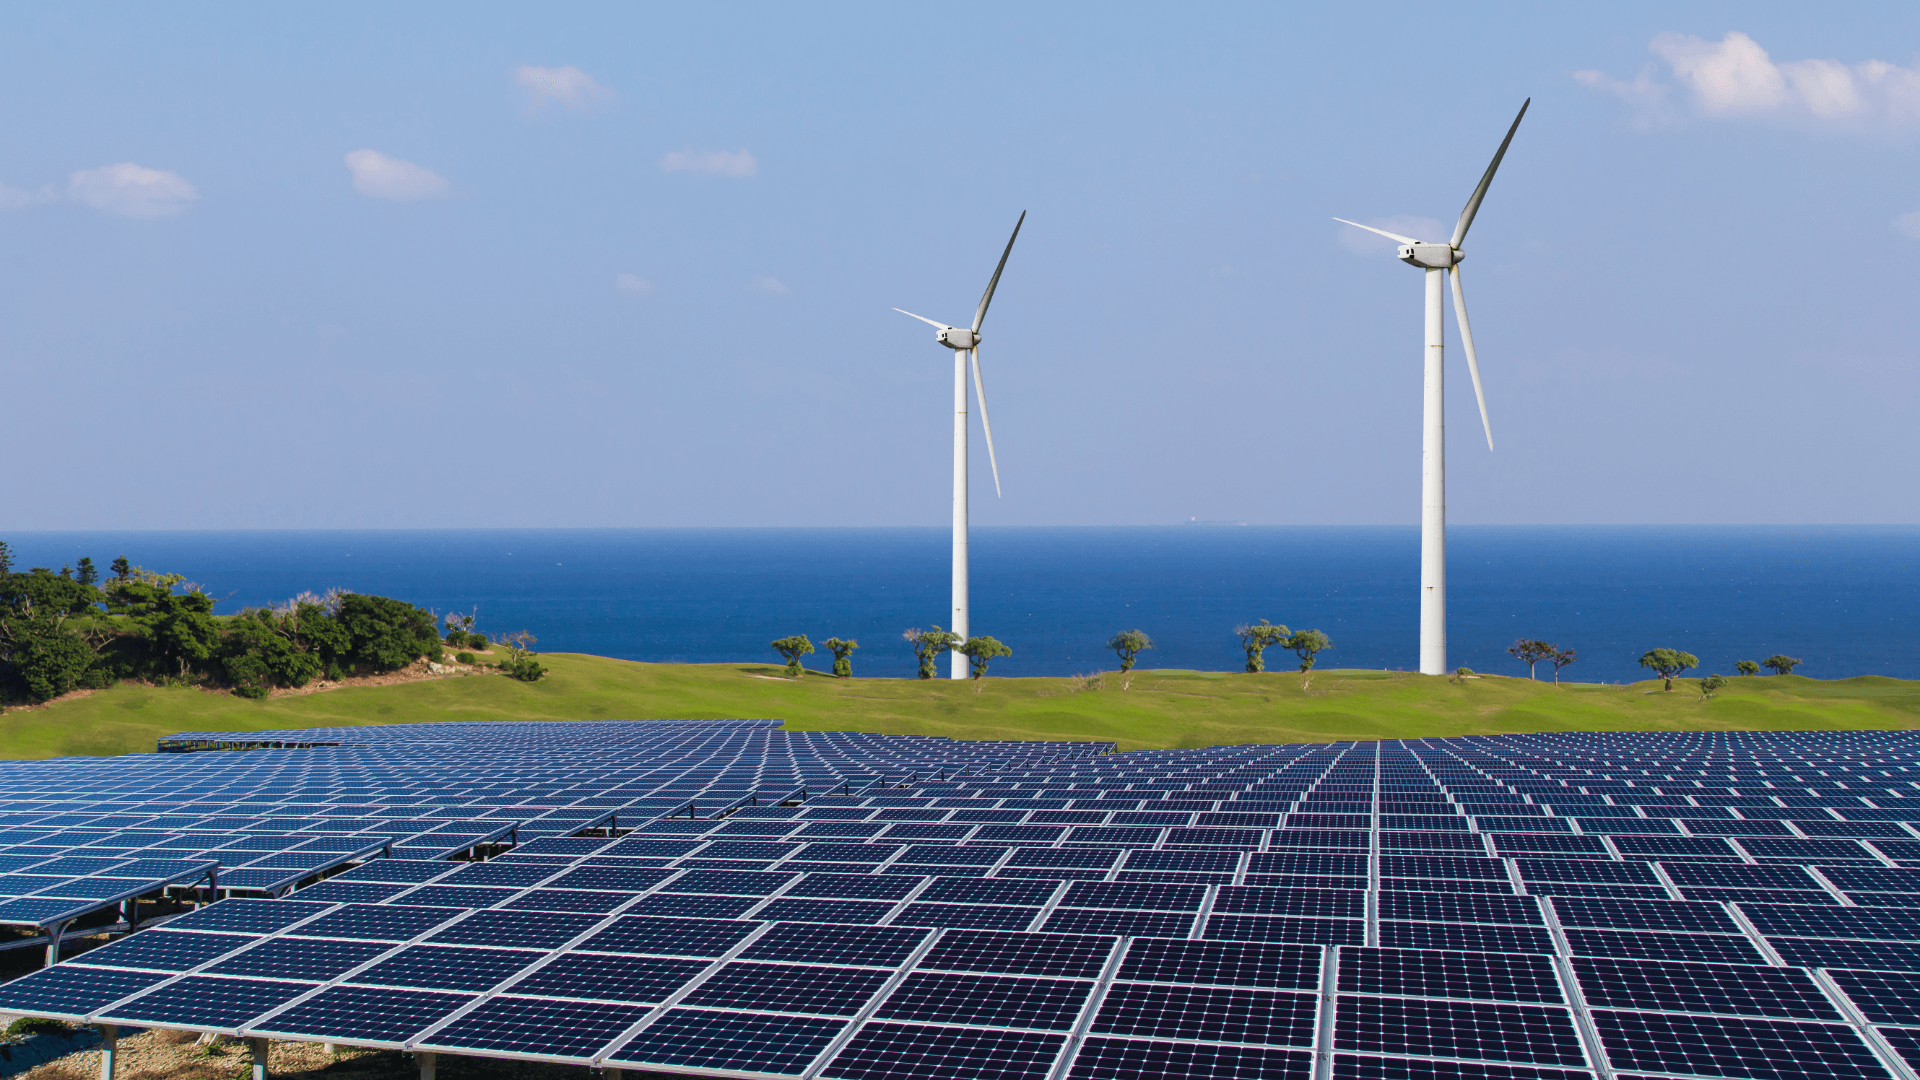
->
[1335,100,1527,677]
[895,211,1024,679]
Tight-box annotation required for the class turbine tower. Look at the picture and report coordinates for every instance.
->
[1336,100,1527,677]
[895,212,1024,679]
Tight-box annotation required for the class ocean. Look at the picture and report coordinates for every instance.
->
[3,527,1914,683]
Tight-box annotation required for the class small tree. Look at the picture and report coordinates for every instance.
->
[1763,655,1803,676]
[904,626,959,679]
[1106,630,1153,673]
[823,638,859,678]
[497,630,547,682]
[110,557,131,580]
[1699,674,1728,700]
[1736,660,1760,676]
[957,635,1011,679]
[770,634,814,677]
[74,558,99,587]
[1508,639,1555,680]
[1549,647,1577,685]
[0,541,12,577]
[1639,648,1699,691]
[1234,619,1290,673]
[1286,629,1332,672]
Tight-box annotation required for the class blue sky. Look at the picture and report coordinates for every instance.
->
[2,2,1916,528]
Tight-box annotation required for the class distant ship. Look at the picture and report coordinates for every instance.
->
[1183,517,1248,526]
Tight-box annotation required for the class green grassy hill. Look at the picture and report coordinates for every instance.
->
[3,655,1916,759]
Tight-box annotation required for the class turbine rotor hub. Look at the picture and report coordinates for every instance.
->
[938,327,979,350]
[1398,242,1460,269]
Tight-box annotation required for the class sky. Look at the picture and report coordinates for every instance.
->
[2,2,1917,529]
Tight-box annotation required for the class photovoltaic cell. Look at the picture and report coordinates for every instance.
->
[823,1022,1067,1080]
[740,922,930,966]
[349,945,542,991]
[507,951,708,1003]
[1561,928,1768,965]
[69,930,254,972]
[1335,998,1587,1066]
[421,996,651,1058]
[918,930,1116,978]
[206,937,391,980]
[101,975,316,1029]
[1572,956,1840,1020]
[875,971,1092,1030]
[1590,1010,1891,1080]
[1044,909,1195,937]
[161,899,329,934]
[1119,938,1321,990]
[608,1009,846,1076]
[1092,983,1317,1045]
[249,984,471,1043]
[1331,1056,1593,1080]
[1070,1038,1311,1080]
[423,909,601,949]
[894,903,1040,930]
[1377,924,1557,955]
[1340,948,1562,1003]
[0,964,170,1016]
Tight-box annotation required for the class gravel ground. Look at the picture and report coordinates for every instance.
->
[14,1030,624,1080]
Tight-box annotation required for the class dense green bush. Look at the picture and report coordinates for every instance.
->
[0,540,447,703]
[456,651,477,665]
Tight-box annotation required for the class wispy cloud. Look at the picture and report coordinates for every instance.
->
[1576,31,1920,130]
[66,163,198,218]
[344,150,450,201]
[514,65,613,109]
[662,148,758,178]
[615,273,655,296]
[1336,215,1444,254]
[748,275,789,297]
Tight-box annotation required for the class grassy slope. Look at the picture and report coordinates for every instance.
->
[3,656,1917,760]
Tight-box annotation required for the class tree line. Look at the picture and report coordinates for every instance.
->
[0,541,543,704]
[765,621,1338,680]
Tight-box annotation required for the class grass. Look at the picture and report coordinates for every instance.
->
[3,656,1918,760]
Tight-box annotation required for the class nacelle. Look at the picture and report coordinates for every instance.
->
[1397,242,1460,269]
[938,328,979,350]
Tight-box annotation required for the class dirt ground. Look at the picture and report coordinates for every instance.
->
[18,1029,649,1080]
[0,648,503,715]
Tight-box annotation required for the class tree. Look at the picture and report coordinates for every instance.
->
[74,558,98,587]
[957,635,1011,679]
[1699,674,1728,700]
[333,593,441,673]
[1508,639,1555,680]
[770,635,814,677]
[0,541,11,577]
[1106,630,1153,673]
[1763,655,1803,676]
[822,638,859,678]
[110,557,131,581]
[1234,619,1290,673]
[1549,647,1578,685]
[1639,648,1699,691]
[904,626,959,679]
[490,630,546,681]
[1286,629,1332,672]
[1736,660,1760,676]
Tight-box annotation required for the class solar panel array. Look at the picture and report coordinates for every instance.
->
[7,723,1920,1080]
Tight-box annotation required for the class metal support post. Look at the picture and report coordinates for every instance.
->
[99,1026,118,1080]
[45,920,68,966]
[249,1037,270,1080]
[418,1050,437,1080]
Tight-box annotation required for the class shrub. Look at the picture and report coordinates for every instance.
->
[456,651,477,665]
[5,1017,73,1037]
[333,593,440,673]
[12,625,98,703]
[504,655,547,682]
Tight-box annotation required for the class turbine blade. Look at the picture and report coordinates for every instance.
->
[1332,217,1419,245]
[970,347,1002,497]
[893,308,954,331]
[971,211,1026,333]
[1451,98,1530,248]
[1449,265,1494,451]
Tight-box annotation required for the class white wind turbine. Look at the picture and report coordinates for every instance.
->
[1336,100,1527,677]
[895,211,1024,679]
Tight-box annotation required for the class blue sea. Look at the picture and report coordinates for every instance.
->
[3,527,1914,683]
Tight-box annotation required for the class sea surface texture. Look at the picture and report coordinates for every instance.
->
[4,527,1914,682]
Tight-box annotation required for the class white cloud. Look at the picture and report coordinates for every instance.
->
[344,149,450,201]
[748,275,790,296]
[1337,215,1444,254]
[662,148,758,177]
[1579,31,1920,130]
[615,273,655,296]
[1895,212,1920,239]
[67,163,198,218]
[514,65,613,109]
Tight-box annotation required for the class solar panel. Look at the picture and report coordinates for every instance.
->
[822,1022,1067,1080]
[1588,1010,1891,1080]
[740,922,930,965]
[99,974,316,1029]
[349,944,542,990]
[247,984,471,1044]
[607,1009,847,1075]
[418,996,651,1058]
[919,930,1116,977]
[1341,948,1562,1003]
[1335,998,1588,1066]
[1572,956,1841,1020]
[1070,1038,1311,1080]
[1092,982,1317,1045]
